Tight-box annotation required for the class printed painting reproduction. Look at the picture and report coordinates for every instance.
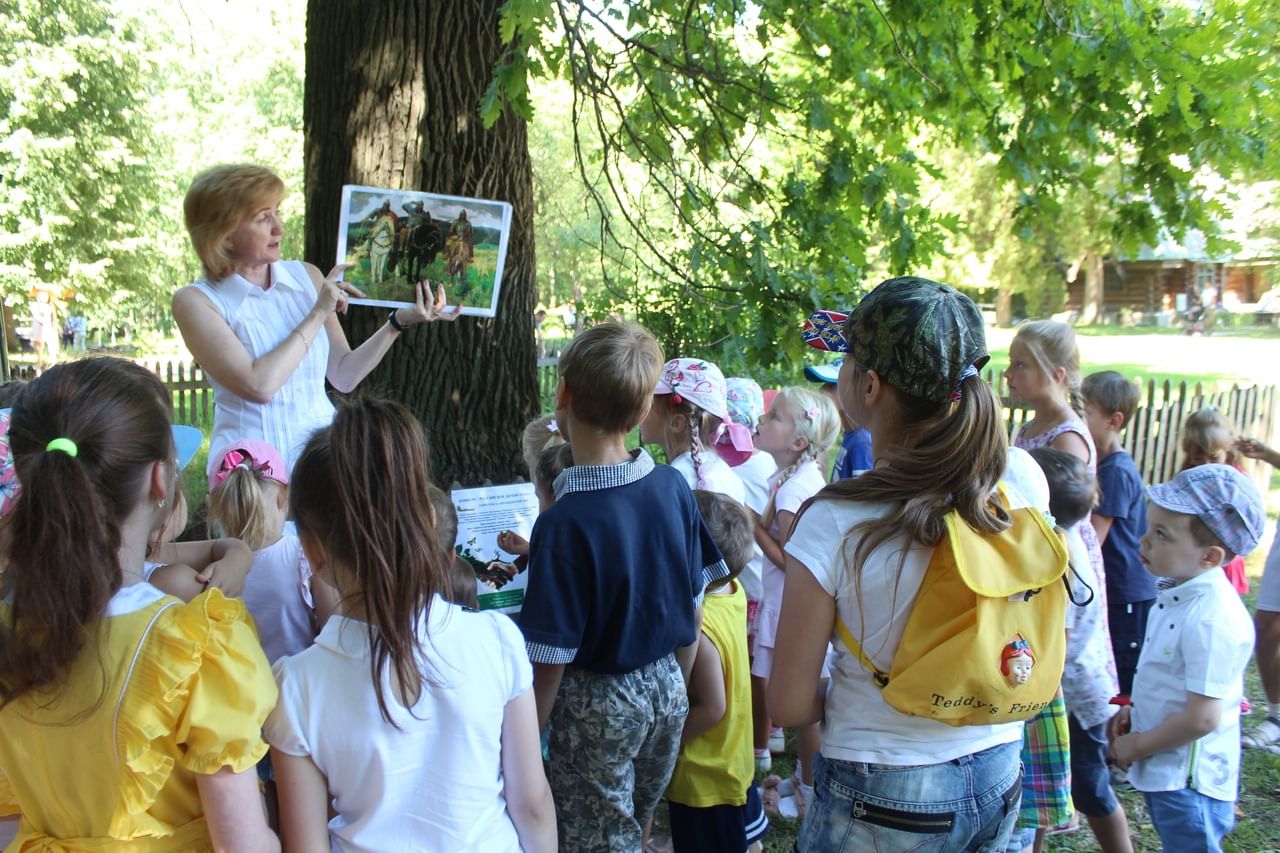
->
[337,185,512,318]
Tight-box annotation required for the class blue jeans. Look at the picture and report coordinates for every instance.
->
[1144,789,1235,853]
[797,741,1023,852]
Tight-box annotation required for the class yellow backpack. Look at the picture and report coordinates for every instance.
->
[834,487,1069,726]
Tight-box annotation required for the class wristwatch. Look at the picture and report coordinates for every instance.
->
[387,310,409,333]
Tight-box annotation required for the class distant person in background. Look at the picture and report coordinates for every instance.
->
[534,308,548,358]
[27,291,56,374]
[69,314,87,353]
[174,164,460,479]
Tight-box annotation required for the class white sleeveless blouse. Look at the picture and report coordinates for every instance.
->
[191,260,334,478]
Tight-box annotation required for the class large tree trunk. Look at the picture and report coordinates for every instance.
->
[304,1,538,487]
[995,288,1013,327]
[1079,253,1104,325]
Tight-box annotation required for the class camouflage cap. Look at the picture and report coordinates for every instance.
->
[844,276,989,403]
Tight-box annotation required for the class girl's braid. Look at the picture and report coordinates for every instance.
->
[689,412,708,490]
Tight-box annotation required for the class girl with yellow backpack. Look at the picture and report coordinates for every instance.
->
[772,277,1068,852]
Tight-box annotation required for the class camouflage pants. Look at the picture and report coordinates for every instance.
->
[548,654,689,852]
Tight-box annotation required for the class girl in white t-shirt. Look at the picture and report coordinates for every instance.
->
[264,398,555,853]
[207,440,337,663]
[770,277,1029,852]
[749,385,839,815]
[641,357,747,504]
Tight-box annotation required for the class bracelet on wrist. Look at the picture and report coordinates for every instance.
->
[387,309,409,333]
[291,329,311,350]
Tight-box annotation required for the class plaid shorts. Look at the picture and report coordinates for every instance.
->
[1016,690,1073,829]
[547,654,688,852]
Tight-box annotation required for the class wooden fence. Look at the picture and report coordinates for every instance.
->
[537,359,1278,489]
[18,356,1273,492]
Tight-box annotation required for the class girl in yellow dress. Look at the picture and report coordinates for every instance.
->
[0,358,280,852]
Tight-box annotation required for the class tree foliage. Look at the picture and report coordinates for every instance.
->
[0,0,169,331]
[495,0,1280,361]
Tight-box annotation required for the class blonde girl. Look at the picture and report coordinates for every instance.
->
[498,417,575,556]
[750,386,840,816]
[1180,407,1249,594]
[640,357,747,503]
[1004,320,1114,848]
[265,398,555,852]
[520,413,566,485]
[207,439,338,663]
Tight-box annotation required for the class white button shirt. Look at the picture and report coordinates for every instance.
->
[1129,569,1254,801]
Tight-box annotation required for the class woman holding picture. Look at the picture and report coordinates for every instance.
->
[173,164,461,479]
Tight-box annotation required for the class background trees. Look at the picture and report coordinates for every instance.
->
[1,0,1277,483]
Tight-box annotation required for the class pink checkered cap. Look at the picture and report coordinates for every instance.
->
[1147,464,1265,557]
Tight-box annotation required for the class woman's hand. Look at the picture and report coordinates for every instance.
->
[314,264,364,316]
[1236,436,1280,468]
[396,280,464,327]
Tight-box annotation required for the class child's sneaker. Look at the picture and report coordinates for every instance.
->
[768,727,786,755]
[1242,716,1280,752]
[754,748,772,774]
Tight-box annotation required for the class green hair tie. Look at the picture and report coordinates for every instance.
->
[45,437,78,458]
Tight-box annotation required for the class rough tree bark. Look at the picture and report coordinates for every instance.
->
[1079,253,1104,325]
[303,0,538,487]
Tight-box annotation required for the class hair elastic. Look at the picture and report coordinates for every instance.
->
[949,365,981,403]
[45,437,78,458]
[547,418,560,434]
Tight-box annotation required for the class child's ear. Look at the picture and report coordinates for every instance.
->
[1199,544,1227,570]
[791,433,811,453]
[1052,365,1068,386]
[276,485,288,512]
[1107,411,1125,432]
[298,529,327,576]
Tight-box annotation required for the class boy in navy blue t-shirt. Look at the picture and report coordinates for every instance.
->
[1083,370,1157,696]
[519,322,728,851]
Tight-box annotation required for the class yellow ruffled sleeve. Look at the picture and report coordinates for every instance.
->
[113,588,278,836]
[168,589,278,775]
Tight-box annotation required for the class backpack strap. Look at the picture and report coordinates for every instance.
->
[833,613,890,688]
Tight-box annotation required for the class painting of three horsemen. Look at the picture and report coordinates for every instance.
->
[337,185,513,318]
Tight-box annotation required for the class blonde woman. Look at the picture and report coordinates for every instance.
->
[173,164,461,479]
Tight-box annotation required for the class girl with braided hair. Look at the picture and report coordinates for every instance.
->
[641,357,746,504]
[748,385,840,817]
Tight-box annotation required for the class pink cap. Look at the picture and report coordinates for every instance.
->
[209,439,289,493]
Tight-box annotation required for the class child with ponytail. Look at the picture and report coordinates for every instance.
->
[0,358,278,851]
[770,278,1038,851]
[1005,319,1115,846]
[207,439,338,663]
[265,397,555,852]
[641,357,747,503]
[749,385,840,816]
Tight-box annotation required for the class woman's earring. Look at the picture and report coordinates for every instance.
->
[158,499,167,510]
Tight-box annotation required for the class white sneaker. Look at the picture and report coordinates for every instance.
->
[768,728,786,755]
[1242,716,1280,752]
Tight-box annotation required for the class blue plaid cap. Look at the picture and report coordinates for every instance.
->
[1148,464,1265,557]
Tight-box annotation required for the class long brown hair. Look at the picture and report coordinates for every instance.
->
[0,358,172,706]
[810,368,1010,633]
[289,397,447,725]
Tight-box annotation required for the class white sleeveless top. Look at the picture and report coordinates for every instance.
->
[191,261,334,477]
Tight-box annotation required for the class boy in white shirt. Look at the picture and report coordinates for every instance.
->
[1108,464,1265,853]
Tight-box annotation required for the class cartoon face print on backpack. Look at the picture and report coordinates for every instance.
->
[1000,636,1036,687]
